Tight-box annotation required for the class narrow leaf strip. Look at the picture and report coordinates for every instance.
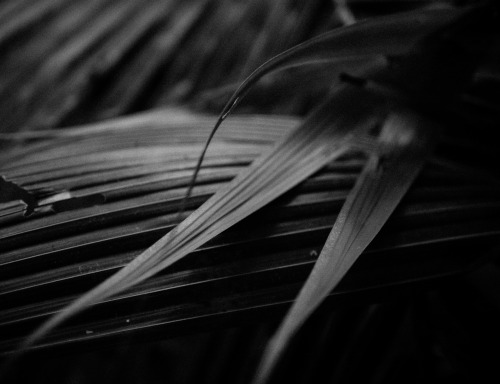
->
[14,86,386,354]
[217,7,461,117]
[183,7,461,204]
[252,108,436,384]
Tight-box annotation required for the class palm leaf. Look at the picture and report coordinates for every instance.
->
[1,2,499,383]
[250,5,497,380]
[186,6,464,200]
[253,108,436,383]
[1,110,498,354]
[14,83,387,352]
[3,3,481,356]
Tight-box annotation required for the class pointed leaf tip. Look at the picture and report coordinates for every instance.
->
[252,108,436,384]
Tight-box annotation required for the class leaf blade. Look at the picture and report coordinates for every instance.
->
[184,6,463,206]
[252,108,436,384]
[15,85,387,353]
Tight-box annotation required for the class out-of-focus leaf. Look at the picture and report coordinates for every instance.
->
[334,0,356,26]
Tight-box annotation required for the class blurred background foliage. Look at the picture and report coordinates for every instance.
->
[0,0,486,134]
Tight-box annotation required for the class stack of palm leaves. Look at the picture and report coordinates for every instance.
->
[1,0,500,383]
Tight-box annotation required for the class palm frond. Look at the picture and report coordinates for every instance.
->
[0,1,500,383]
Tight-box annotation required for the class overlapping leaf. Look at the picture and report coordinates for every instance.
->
[13,6,466,362]
[248,5,496,382]
[16,85,387,352]
[185,6,463,199]
[252,109,436,383]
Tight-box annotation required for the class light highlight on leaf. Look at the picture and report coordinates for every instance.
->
[252,109,436,384]
[15,85,387,353]
[183,6,462,210]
